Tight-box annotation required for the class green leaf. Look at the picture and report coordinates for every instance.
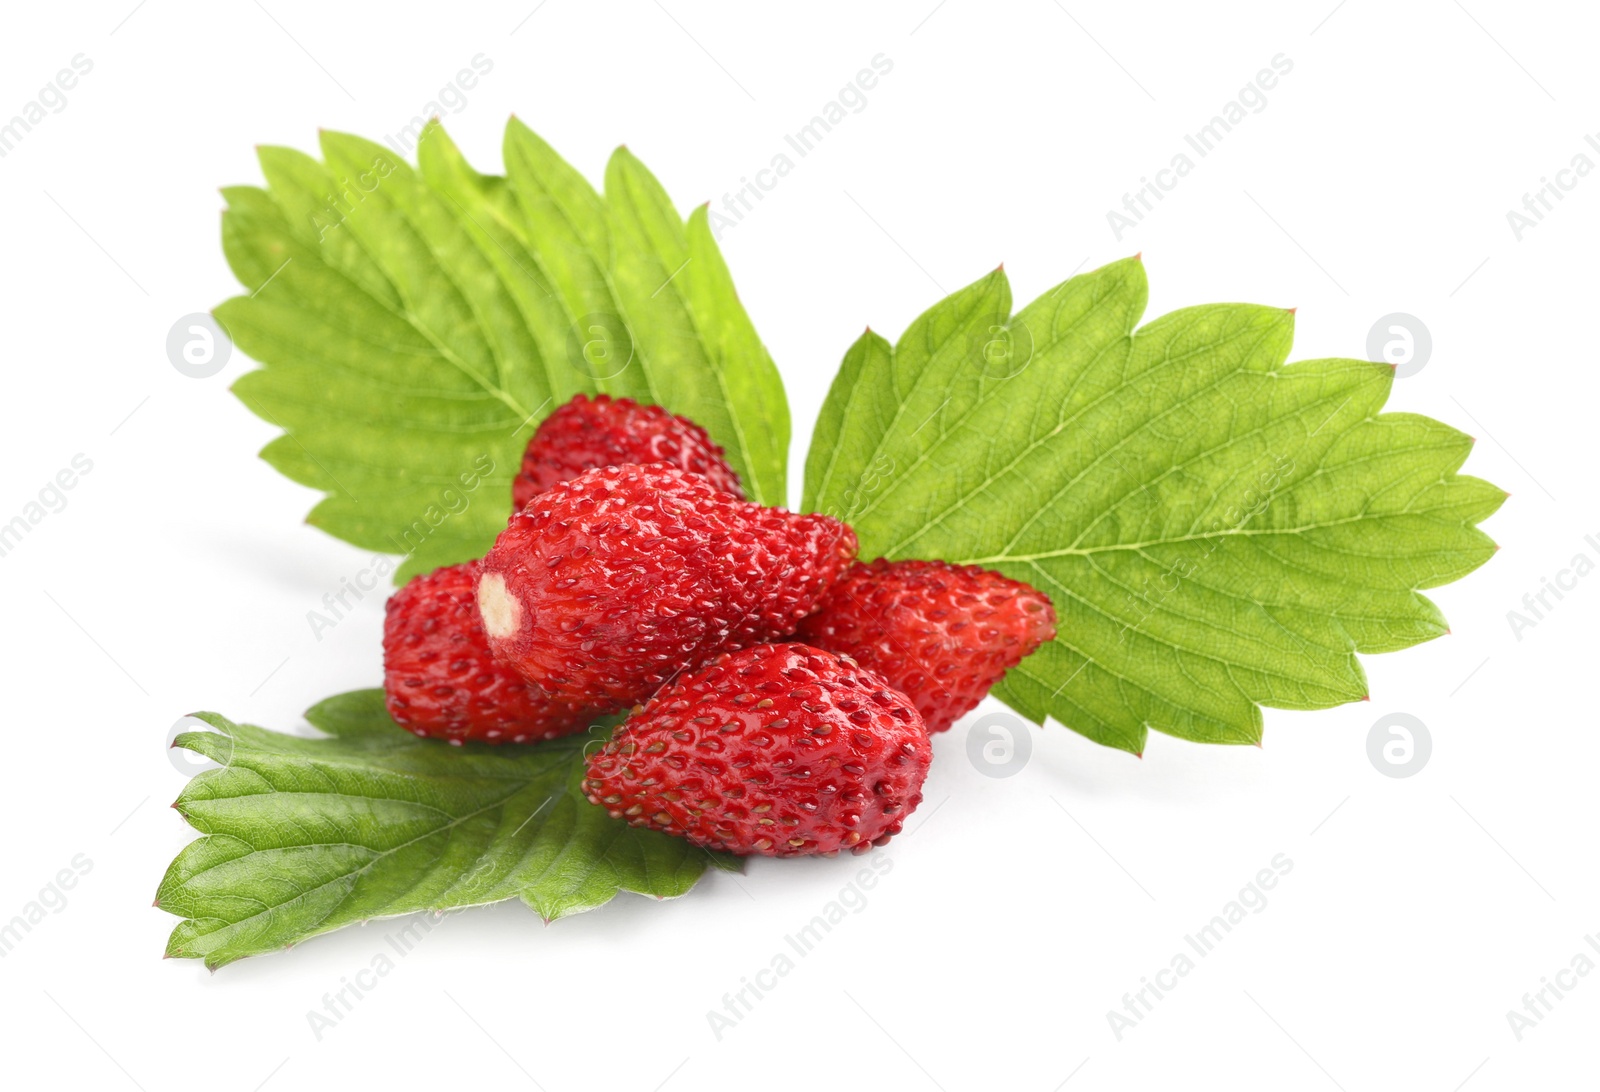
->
[156,690,735,969]
[218,121,788,583]
[804,257,1505,754]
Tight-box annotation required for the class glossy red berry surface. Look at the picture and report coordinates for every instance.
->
[583,643,931,857]
[382,560,595,744]
[512,393,743,511]
[794,558,1056,733]
[478,464,857,708]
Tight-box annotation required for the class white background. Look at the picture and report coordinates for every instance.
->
[0,1,1593,1089]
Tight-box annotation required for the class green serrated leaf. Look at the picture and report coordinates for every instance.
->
[804,257,1505,754]
[156,690,734,969]
[218,120,788,583]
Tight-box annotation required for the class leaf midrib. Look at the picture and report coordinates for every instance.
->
[176,761,549,952]
[257,184,535,426]
[853,272,1139,531]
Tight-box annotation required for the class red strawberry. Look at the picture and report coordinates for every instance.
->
[583,643,930,856]
[512,393,743,511]
[383,560,595,744]
[478,465,857,708]
[794,559,1056,733]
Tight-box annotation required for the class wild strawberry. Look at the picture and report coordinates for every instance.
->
[512,393,743,511]
[478,465,857,708]
[383,560,595,744]
[794,558,1056,733]
[583,643,930,856]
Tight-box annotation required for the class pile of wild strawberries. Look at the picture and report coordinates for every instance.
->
[383,395,1056,858]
